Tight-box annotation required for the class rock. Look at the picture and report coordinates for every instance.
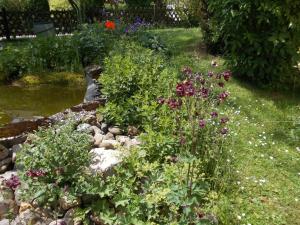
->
[15,209,47,225]
[19,202,33,214]
[59,194,81,211]
[103,132,114,140]
[96,114,104,123]
[116,136,130,145]
[81,114,97,126]
[0,219,9,225]
[11,144,22,163]
[49,219,69,225]
[0,158,12,173]
[91,126,102,136]
[127,126,139,137]
[99,140,119,150]
[90,213,105,225]
[76,123,93,134]
[94,133,104,147]
[124,138,141,149]
[0,145,9,160]
[84,65,102,102]
[89,149,123,175]
[0,187,18,219]
[100,123,108,133]
[108,127,122,135]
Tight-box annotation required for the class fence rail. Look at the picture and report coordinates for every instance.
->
[0,7,188,40]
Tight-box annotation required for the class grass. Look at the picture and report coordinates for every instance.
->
[150,28,300,225]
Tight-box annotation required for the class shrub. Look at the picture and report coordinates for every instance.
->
[16,121,98,207]
[99,41,177,127]
[207,0,300,86]
[0,0,30,11]
[125,0,153,8]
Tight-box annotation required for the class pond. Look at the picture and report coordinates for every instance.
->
[0,85,85,127]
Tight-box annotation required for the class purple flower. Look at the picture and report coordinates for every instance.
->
[208,71,214,77]
[199,119,206,128]
[182,67,193,76]
[26,170,46,178]
[223,71,232,81]
[218,91,229,102]
[157,97,165,105]
[4,175,21,190]
[210,111,218,118]
[221,128,229,135]
[184,81,195,96]
[220,117,229,124]
[167,98,182,109]
[218,82,225,88]
[200,88,209,98]
[176,83,185,97]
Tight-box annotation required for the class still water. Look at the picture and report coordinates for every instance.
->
[0,85,85,127]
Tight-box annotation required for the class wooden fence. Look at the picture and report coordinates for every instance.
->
[0,7,188,40]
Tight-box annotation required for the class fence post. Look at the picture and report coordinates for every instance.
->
[2,8,10,40]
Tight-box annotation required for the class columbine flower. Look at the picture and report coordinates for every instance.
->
[105,20,116,30]
[176,83,185,97]
[167,98,182,109]
[221,128,228,135]
[200,88,209,98]
[157,97,165,105]
[182,67,192,76]
[223,71,232,81]
[184,81,195,96]
[220,117,229,124]
[208,71,214,77]
[218,82,225,88]
[4,175,21,190]
[199,119,206,128]
[210,111,218,118]
[218,91,229,102]
[26,170,46,178]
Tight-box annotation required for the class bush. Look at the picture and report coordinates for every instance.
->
[99,41,177,128]
[16,121,98,207]
[125,0,153,8]
[0,0,30,11]
[207,0,300,86]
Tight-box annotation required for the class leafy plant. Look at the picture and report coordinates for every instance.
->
[17,121,98,207]
[99,41,177,128]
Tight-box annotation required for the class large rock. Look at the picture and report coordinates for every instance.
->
[76,123,93,134]
[0,187,18,219]
[99,140,119,150]
[84,65,102,102]
[116,136,131,145]
[13,209,48,225]
[0,158,12,173]
[0,145,9,160]
[59,194,81,211]
[103,132,114,141]
[94,133,104,147]
[89,148,123,175]
[49,219,69,225]
[108,127,123,135]
[0,219,9,225]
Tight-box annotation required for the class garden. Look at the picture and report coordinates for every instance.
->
[0,0,299,225]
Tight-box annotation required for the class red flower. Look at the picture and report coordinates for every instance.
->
[223,71,232,81]
[105,20,116,30]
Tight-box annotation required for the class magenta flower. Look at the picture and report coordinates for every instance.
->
[218,82,225,88]
[176,83,185,97]
[157,97,165,105]
[199,119,206,128]
[4,175,21,190]
[223,71,232,81]
[26,170,46,178]
[208,71,214,77]
[184,81,195,96]
[200,88,209,98]
[182,67,193,76]
[220,117,229,124]
[218,91,229,102]
[210,111,218,118]
[221,128,229,135]
[167,98,182,109]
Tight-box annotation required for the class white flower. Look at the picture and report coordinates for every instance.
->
[237,215,242,220]
[269,156,274,160]
[296,147,300,153]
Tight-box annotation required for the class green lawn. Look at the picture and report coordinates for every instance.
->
[150,28,300,225]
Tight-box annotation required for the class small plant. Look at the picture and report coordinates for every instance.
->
[17,121,96,207]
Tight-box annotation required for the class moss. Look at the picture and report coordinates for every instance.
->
[19,72,86,86]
